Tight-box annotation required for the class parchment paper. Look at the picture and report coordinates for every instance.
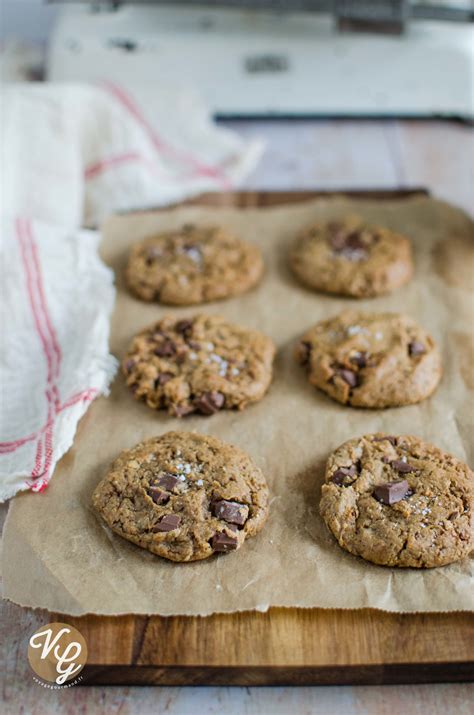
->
[3,195,473,615]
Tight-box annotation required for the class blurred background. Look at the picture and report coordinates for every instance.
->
[3,1,472,215]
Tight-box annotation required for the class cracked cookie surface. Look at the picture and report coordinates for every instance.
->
[295,310,442,408]
[126,224,263,305]
[92,431,269,562]
[123,314,275,417]
[289,216,413,297]
[320,433,474,568]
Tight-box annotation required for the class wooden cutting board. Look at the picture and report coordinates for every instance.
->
[66,191,473,686]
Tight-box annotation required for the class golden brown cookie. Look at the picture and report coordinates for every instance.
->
[126,224,263,304]
[295,311,442,408]
[123,314,276,417]
[289,216,413,297]
[320,433,474,568]
[92,431,269,562]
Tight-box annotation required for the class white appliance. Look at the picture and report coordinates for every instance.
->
[48,2,474,120]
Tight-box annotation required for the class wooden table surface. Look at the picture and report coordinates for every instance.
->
[1,118,472,714]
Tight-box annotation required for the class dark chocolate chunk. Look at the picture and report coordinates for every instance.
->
[373,479,410,505]
[382,456,392,464]
[153,514,181,532]
[173,403,195,417]
[156,372,173,387]
[211,532,238,552]
[156,473,179,491]
[154,340,176,357]
[175,319,193,336]
[299,341,312,366]
[350,351,369,368]
[338,368,359,388]
[344,231,366,250]
[194,391,225,415]
[124,358,136,373]
[213,500,249,526]
[330,465,358,485]
[408,340,426,357]
[147,486,169,505]
[390,459,421,473]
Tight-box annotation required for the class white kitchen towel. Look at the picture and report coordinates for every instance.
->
[0,78,263,499]
[1,81,264,227]
[0,216,117,501]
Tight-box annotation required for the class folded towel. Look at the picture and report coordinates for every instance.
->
[0,78,263,499]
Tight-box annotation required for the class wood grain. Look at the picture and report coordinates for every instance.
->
[68,608,474,685]
[62,190,472,687]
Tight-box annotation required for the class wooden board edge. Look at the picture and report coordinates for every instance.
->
[80,661,474,687]
[117,187,430,215]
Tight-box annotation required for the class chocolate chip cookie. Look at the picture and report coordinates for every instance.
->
[126,224,263,304]
[289,216,414,297]
[295,311,441,408]
[320,433,474,568]
[123,314,276,417]
[92,431,269,562]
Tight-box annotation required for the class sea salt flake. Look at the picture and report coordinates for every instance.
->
[185,247,202,263]
[347,325,362,336]
[374,331,383,340]
[196,479,204,486]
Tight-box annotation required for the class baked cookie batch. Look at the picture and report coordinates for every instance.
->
[92,219,473,568]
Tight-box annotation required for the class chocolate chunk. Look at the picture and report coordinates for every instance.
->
[350,351,368,368]
[173,403,195,418]
[211,532,238,552]
[338,368,359,388]
[194,391,225,415]
[374,435,397,446]
[373,479,410,505]
[147,486,169,505]
[156,372,173,387]
[154,340,176,357]
[390,459,420,473]
[382,456,392,464]
[156,473,179,491]
[299,341,312,366]
[330,465,358,485]
[213,500,249,526]
[175,319,193,336]
[408,341,426,356]
[153,514,181,532]
[344,231,366,250]
[124,358,136,373]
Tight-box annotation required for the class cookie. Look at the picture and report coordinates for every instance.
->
[320,433,474,568]
[126,224,263,305]
[295,311,441,408]
[92,431,269,562]
[289,216,413,297]
[123,314,275,417]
